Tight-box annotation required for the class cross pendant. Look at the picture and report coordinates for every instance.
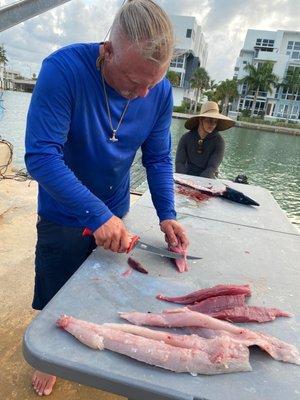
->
[109,130,118,142]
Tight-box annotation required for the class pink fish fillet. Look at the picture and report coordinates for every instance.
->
[103,322,250,369]
[168,243,188,272]
[157,284,251,305]
[209,306,293,323]
[187,294,247,313]
[119,309,300,365]
[56,315,250,374]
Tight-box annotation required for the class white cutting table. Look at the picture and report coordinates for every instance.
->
[23,175,300,400]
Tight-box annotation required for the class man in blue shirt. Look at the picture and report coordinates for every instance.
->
[25,0,188,395]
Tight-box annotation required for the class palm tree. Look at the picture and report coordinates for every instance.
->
[279,67,300,122]
[239,61,279,117]
[0,45,8,65]
[204,79,218,102]
[166,70,180,86]
[190,67,210,113]
[215,79,238,115]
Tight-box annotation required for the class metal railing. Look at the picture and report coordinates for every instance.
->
[0,0,71,32]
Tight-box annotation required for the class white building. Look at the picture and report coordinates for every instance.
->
[0,62,4,90]
[168,15,208,106]
[0,68,23,90]
[233,29,300,121]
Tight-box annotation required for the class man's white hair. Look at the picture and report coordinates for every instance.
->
[110,0,174,65]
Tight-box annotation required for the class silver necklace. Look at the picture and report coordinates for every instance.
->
[100,62,130,143]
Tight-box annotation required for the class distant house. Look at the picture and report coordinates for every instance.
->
[11,78,35,92]
[1,69,20,90]
[233,29,300,122]
[0,68,36,92]
[168,15,208,107]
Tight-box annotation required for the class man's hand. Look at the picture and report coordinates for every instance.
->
[93,216,131,253]
[160,219,189,250]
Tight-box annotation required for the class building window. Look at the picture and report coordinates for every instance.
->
[186,29,192,38]
[170,54,185,68]
[286,41,300,58]
[234,67,239,71]
[281,66,300,100]
[255,38,274,48]
[243,61,247,64]
[276,103,299,119]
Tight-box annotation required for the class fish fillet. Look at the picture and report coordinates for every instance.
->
[119,308,300,365]
[187,294,247,313]
[209,306,292,323]
[157,284,251,304]
[56,315,251,374]
[168,243,188,272]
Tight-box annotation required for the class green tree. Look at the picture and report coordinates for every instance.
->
[0,44,8,65]
[215,79,238,115]
[279,66,300,122]
[204,79,218,102]
[166,70,180,86]
[190,67,210,113]
[239,61,278,117]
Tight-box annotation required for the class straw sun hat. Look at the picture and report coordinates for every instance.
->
[184,101,235,132]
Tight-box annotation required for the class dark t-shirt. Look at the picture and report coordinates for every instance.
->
[175,129,225,178]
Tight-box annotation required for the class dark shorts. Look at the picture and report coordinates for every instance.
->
[32,217,96,310]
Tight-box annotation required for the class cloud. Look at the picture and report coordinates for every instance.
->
[1,0,300,80]
[1,0,119,76]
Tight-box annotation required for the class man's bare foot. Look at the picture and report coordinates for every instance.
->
[32,370,56,396]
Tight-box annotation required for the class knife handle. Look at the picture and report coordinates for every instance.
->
[126,235,140,253]
[82,228,93,237]
[82,227,139,253]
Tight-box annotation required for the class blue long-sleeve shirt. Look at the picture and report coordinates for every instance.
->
[25,43,176,231]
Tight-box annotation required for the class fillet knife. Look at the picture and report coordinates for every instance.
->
[82,228,201,260]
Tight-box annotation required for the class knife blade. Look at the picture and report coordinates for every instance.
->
[134,240,201,260]
[82,228,201,260]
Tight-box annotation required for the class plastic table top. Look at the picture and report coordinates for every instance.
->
[138,174,299,236]
[23,180,300,400]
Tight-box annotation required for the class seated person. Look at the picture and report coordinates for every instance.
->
[175,101,234,178]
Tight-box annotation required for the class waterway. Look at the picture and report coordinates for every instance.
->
[0,91,299,226]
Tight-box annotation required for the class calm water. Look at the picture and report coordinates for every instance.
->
[0,91,299,226]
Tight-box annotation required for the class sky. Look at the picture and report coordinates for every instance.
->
[0,0,299,81]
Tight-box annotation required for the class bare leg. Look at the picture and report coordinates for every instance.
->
[32,370,56,396]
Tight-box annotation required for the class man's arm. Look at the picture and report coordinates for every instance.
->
[141,82,188,249]
[141,82,175,222]
[25,58,114,231]
[201,137,225,178]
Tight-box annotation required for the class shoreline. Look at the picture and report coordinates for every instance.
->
[172,112,300,136]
